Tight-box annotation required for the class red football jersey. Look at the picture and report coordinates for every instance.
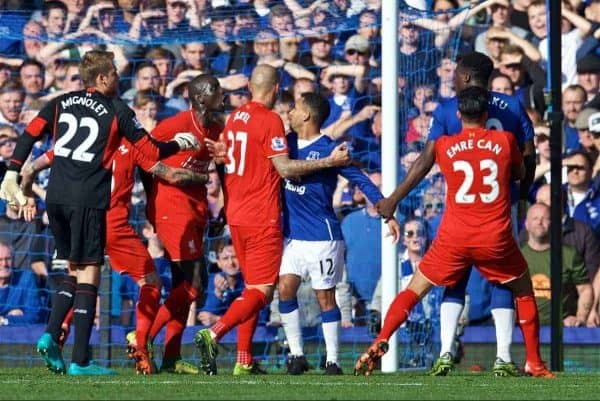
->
[110,137,158,209]
[148,110,222,217]
[222,101,288,226]
[434,127,522,247]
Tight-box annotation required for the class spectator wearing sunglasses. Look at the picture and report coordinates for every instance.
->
[368,218,444,365]
[419,187,445,240]
[564,150,600,239]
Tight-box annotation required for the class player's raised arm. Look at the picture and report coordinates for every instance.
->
[115,101,199,161]
[339,165,400,243]
[270,91,351,178]
[271,142,351,179]
[507,133,526,182]
[376,139,436,220]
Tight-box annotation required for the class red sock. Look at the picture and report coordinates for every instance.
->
[62,308,74,328]
[149,283,195,340]
[377,289,420,342]
[136,284,161,351]
[515,294,542,365]
[163,311,187,359]
[237,313,258,365]
[212,288,266,340]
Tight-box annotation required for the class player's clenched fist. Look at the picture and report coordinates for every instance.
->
[375,197,397,221]
[205,133,227,164]
[327,142,351,167]
[173,132,201,150]
[0,171,27,209]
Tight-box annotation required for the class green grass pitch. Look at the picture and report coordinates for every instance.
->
[0,368,598,400]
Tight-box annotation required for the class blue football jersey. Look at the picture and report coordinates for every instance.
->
[427,91,534,146]
[427,91,534,204]
[282,133,383,241]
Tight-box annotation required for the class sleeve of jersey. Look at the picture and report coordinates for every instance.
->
[132,143,160,172]
[149,117,177,141]
[507,133,523,167]
[116,103,163,161]
[517,101,535,143]
[263,113,288,158]
[9,101,56,171]
[339,165,383,205]
[426,104,445,142]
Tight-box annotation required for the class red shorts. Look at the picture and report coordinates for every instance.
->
[105,205,155,283]
[419,237,527,287]
[229,224,283,286]
[154,214,207,261]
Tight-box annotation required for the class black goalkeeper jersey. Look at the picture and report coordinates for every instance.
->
[9,88,163,210]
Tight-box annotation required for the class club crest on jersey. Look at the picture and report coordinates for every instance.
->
[271,137,286,151]
[306,151,320,160]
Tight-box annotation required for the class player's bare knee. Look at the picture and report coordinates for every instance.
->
[278,274,301,300]
[407,269,433,298]
[76,264,101,286]
[505,273,533,298]
[314,288,336,310]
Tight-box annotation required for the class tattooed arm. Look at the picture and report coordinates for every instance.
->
[270,142,350,179]
[149,162,208,186]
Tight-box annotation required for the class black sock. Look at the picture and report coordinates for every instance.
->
[71,283,98,366]
[46,276,77,343]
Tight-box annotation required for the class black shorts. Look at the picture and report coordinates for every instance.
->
[46,203,106,265]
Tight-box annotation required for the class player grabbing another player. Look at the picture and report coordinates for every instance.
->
[0,50,199,376]
[354,87,554,378]
[378,52,537,376]
[130,74,225,375]
[20,138,208,375]
[194,64,351,375]
[279,92,400,375]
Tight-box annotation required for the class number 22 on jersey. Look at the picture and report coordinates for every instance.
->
[54,113,98,162]
[224,130,247,176]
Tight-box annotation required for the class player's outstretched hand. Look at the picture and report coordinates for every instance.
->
[0,171,27,209]
[205,133,227,164]
[173,132,201,151]
[375,197,397,221]
[19,197,37,223]
[328,142,351,167]
[385,217,401,244]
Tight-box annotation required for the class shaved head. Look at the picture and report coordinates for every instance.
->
[250,64,279,96]
[189,74,220,105]
[187,74,223,124]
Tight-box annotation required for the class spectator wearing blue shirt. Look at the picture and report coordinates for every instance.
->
[563,85,588,154]
[341,171,385,325]
[198,240,253,326]
[0,125,48,280]
[239,28,315,92]
[0,241,42,326]
[0,7,30,57]
[565,150,600,239]
[205,6,249,77]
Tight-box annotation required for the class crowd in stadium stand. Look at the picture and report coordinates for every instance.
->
[0,0,599,344]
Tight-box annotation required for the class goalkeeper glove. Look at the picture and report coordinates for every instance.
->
[173,132,201,151]
[0,171,26,207]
